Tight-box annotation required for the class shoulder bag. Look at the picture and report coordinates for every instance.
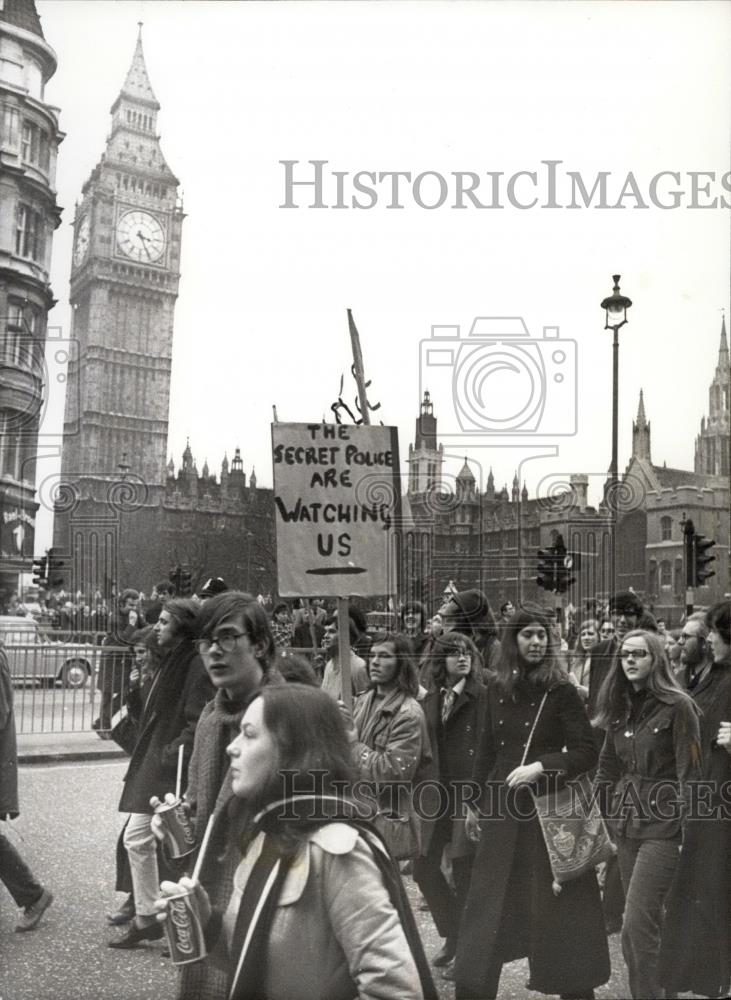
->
[522,690,615,895]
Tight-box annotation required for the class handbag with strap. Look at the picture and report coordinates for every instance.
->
[521,690,616,895]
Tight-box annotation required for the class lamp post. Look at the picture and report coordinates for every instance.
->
[600,275,632,594]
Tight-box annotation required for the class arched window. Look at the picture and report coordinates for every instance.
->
[660,516,672,541]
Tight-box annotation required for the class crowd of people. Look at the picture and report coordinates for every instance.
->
[1,576,730,1000]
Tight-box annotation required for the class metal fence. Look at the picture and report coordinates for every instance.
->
[5,639,129,735]
[8,640,330,735]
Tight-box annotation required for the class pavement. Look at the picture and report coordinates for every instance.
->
[17,729,127,764]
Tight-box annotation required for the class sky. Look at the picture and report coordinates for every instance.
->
[34,0,731,552]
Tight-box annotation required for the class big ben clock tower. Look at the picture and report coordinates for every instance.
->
[60,25,184,497]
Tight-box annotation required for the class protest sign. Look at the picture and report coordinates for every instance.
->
[272,422,401,597]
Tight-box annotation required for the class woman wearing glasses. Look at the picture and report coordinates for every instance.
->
[593,629,701,999]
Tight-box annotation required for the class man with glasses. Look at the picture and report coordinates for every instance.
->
[153,591,282,1000]
[675,613,713,691]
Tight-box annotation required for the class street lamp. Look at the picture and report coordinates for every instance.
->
[600,274,632,593]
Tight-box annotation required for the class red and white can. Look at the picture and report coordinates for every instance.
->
[155,799,197,859]
[164,889,207,965]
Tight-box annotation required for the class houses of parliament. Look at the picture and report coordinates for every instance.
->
[0,3,728,622]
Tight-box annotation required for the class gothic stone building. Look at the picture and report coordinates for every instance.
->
[616,319,729,623]
[402,392,613,617]
[52,30,275,599]
[0,0,63,602]
[403,316,729,624]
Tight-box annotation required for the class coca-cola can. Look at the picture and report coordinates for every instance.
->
[164,889,207,965]
[155,799,196,859]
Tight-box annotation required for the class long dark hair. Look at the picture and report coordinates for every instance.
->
[226,684,357,852]
[494,603,565,698]
[163,598,200,641]
[593,629,697,730]
[369,632,419,697]
[428,632,481,688]
[230,684,358,850]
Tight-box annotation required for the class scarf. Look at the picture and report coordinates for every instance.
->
[226,794,438,1000]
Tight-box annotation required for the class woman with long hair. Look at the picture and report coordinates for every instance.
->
[593,629,701,999]
[455,603,609,1000]
[351,633,430,862]
[660,601,731,999]
[413,632,487,978]
[156,685,436,1000]
[438,589,501,677]
[111,599,213,949]
[568,618,600,701]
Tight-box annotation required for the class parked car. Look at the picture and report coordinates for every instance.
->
[0,615,101,688]
[365,611,397,635]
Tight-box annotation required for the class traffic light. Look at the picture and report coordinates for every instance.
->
[556,552,578,594]
[32,556,48,588]
[536,548,558,592]
[47,546,65,588]
[179,568,192,596]
[169,565,182,594]
[694,534,716,586]
[683,519,696,587]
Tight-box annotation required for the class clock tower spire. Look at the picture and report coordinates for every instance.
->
[59,26,184,504]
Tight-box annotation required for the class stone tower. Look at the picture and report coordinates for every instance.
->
[694,316,730,477]
[407,391,444,494]
[60,26,184,494]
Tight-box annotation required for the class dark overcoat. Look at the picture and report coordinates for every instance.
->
[660,657,731,999]
[119,639,213,814]
[419,674,486,858]
[0,649,19,818]
[455,678,610,998]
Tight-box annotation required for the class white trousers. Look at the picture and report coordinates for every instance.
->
[123,812,159,918]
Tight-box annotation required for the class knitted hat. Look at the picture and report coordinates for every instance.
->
[451,589,489,623]
[199,577,228,597]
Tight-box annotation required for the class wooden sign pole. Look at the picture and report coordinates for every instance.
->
[337,309,372,712]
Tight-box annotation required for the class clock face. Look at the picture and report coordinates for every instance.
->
[73,215,90,267]
[116,210,166,263]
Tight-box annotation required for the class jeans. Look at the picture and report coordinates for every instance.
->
[0,830,44,908]
[123,812,159,918]
[617,835,680,999]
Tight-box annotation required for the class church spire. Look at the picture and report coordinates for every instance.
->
[631,388,651,462]
[636,388,647,427]
[718,312,729,373]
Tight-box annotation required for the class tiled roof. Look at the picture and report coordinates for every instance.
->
[652,465,720,489]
